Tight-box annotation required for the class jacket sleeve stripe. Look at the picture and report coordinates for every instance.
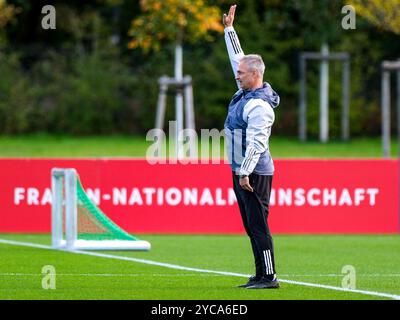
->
[228,31,240,54]
[241,147,257,172]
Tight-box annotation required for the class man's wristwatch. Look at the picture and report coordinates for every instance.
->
[240,175,248,179]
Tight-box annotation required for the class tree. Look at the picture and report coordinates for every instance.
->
[127,0,224,85]
[0,0,17,26]
[0,0,20,43]
[353,0,400,35]
[127,0,224,157]
[127,0,223,52]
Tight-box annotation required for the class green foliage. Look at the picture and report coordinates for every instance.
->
[54,53,137,135]
[0,0,399,137]
[0,0,20,44]
[0,52,35,134]
[127,0,223,52]
[353,0,400,35]
[0,49,140,135]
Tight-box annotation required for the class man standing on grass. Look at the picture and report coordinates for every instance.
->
[223,4,280,289]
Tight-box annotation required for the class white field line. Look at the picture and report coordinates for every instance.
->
[2,273,400,278]
[0,273,224,277]
[1,238,399,300]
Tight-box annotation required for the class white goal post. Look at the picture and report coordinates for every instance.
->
[51,168,151,251]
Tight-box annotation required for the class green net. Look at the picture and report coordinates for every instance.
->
[76,176,137,241]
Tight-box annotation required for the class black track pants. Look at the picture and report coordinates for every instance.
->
[233,172,276,278]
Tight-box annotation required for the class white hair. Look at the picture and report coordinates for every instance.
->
[240,54,265,77]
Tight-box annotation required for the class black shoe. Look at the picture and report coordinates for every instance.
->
[237,276,261,288]
[246,276,280,289]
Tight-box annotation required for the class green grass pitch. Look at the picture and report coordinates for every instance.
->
[1,234,399,300]
[0,135,397,158]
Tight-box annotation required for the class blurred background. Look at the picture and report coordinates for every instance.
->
[1,1,400,301]
[0,0,399,157]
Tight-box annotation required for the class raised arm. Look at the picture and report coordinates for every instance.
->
[223,5,244,89]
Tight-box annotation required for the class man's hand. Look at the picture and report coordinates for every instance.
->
[223,4,236,27]
[239,176,254,192]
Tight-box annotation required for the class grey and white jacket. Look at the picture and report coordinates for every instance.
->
[224,26,280,176]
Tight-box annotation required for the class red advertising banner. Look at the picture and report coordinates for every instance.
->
[0,159,398,234]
